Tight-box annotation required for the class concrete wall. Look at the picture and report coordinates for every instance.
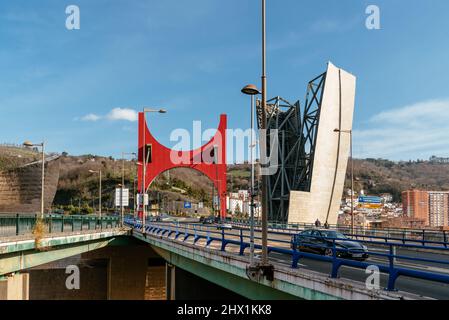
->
[288,62,356,225]
[82,244,159,300]
[27,265,108,300]
[173,265,246,300]
[0,157,60,213]
[0,274,29,300]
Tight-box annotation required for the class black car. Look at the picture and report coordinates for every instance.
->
[291,229,369,261]
[202,217,214,224]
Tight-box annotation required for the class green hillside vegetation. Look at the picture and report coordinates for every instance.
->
[0,145,40,170]
[347,158,449,202]
[7,150,444,213]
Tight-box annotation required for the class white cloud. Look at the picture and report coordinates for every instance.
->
[79,108,138,123]
[81,113,101,122]
[106,108,138,122]
[354,98,449,160]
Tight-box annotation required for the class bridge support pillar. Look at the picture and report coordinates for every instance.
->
[165,263,175,300]
[82,244,157,300]
[0,273,29,300]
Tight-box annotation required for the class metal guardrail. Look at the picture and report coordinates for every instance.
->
[232,219,447,235]
[0,214,120,238]
[125,218,449,293]
[230,221,449,247]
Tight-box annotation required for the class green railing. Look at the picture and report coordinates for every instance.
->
[0,214,120,238]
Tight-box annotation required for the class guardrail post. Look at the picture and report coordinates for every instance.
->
[444,231,447,248]
[387,244,398,291]
[291,237,300,269]
[206,230,211,247]
[15,214,20,236]
[61,216,64,233]
[239,229,244,256]
[220,229,226,251]
[330,239,339,278]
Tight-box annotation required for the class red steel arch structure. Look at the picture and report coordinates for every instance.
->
[137,113,227,219]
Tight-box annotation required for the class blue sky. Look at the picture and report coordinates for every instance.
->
[1,0,449,161]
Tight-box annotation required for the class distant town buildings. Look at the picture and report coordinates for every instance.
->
[429,155,449,164]
[338,188,449,230]
[226,190,260,218]
[380,193,393,203]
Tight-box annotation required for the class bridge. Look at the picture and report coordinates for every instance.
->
[1,214,449,300]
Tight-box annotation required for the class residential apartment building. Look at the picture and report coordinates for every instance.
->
[402,190,449,227]
[402,190,429,225]
[428,192,449,227]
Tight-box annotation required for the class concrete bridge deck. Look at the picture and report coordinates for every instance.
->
[1,219,447,300]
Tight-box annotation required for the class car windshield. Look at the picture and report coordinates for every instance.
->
[320,231,347,239]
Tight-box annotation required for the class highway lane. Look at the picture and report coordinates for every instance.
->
[157,222,449,271]
[143,221,449,299]
[265,251,449,300]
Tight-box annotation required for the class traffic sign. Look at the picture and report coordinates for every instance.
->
[115,188,129,207]
[137,193,149,206]
[358,196,382,204]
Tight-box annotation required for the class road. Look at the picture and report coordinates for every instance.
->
[145,220,449,299]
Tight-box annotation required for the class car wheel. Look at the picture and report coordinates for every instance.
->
[324,248,333,256]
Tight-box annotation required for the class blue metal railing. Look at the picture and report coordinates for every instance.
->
[229,220,449,248]
[0,214,120,238]
[232,219,448,239]
[125,218,449,293]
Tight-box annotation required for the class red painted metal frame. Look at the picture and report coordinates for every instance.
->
[137,112,227,219]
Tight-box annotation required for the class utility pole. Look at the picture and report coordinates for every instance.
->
[243,0,274,281]
[122,153,125,226]
[260,0,271,275]
[241,84,261,267]
[121,152,136,227]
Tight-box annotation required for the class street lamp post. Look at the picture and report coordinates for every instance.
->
[23,141,45,219]
[133,177,137,218]
[260,0,271,270]
[121,152,137,227]
[241,84,261,267]
[243,0,272,279]
[89,169,102,223]
[334,128,354,234]
[142,108,167,233]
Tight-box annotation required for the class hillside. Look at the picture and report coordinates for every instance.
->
[348,158,449,201]
[0,145,41,170]
[50,154,449,212]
